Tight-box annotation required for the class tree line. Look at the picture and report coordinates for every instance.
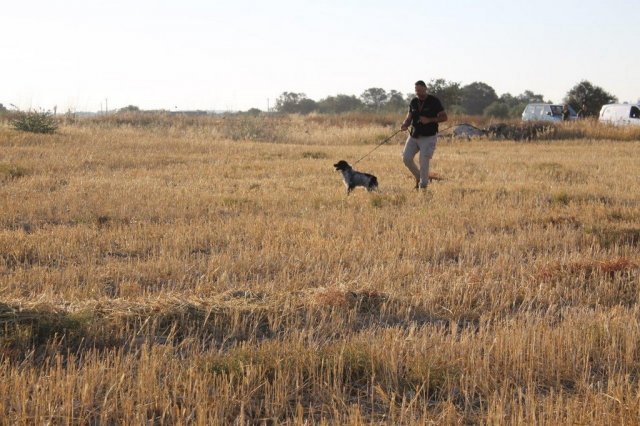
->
[267,80,618,118]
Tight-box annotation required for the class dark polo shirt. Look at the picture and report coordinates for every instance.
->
[409,95,444,137]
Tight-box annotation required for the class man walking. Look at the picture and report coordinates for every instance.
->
[400,80,448,189]
[578,103,589,119]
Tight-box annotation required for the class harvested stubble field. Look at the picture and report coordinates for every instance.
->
[1,113,640,424]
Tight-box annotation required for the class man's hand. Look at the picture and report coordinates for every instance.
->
[419,112,448,125]
[401,112,412,131]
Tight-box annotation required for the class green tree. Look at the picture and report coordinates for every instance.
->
[297,98,318,115]
[564,80,617,117]
[426,79,462,109]
[360,88,388,111]
[0,103,7,114]
[245,108,262,116]
[460,82,498,115]
[496,90,549,118]
[118,105,140,113]
[275,92,317,114]
[317,94,363,113]
[385,90,406,112]
[484,101,511,118]
[517,90,546,103]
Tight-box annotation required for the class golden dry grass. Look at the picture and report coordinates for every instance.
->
[1,114,640,424]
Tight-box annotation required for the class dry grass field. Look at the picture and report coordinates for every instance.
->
[1,113,640,424]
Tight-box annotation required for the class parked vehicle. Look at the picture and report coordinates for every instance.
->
[599,103,640,126]
[522,103,577,122]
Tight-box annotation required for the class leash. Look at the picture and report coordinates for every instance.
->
[352,129,403,166]
[434,124,455,136]
[352,123,469,165]
[438,123,486,137]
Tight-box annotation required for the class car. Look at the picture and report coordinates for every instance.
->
[599,103,640,126]
[522,103,577,122]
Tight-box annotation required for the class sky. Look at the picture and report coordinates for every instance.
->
[2,0,639,112]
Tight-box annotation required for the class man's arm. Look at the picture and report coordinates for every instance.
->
[419,111,448,124]
[400,111,413,131]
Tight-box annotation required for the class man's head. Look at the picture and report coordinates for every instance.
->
[414,80,427,99]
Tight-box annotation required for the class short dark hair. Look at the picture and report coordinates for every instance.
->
[415,80,427,88]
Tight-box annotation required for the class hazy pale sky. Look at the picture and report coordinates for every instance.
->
[2,0,639,112]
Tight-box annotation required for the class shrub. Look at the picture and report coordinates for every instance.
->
[11,110,58,134]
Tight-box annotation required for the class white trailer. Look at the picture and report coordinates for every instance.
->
[599,103,640,126]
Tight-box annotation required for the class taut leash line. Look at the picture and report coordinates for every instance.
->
[352,129,403,166]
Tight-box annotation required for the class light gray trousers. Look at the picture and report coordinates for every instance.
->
[402,135,437,188]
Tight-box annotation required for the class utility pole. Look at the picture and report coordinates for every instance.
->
[267,98,269,113]
[105,98,108,114]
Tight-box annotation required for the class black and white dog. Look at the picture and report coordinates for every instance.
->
[333,160,378,194]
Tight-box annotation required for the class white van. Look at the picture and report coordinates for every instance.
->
[599,103,640,126]
[522,103,577,122]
